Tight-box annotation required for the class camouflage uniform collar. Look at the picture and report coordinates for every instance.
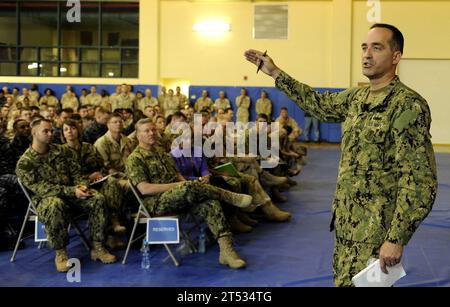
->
[28,143,59,160]
[363,76,400,112]
[106,131,126,146]
[136,144,161,155]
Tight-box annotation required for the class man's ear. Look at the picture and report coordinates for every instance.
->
[393,51,402,65]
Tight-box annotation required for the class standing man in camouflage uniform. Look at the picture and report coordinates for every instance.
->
[214,91,231,114]
[137,89,159,112]
[18,87,38,107]
[87,85,102,107]
[126,119,254,269]
[80,88,89,107]
[61,86,79,112]
[235,88,251,123]
[112,84,134,112]
[245,23,438,286]
[255,90,272,118]
[163,89,180,118]
[16,118,116,272]
[39,88,59,109]
[175,86,189,110]
[194,90,213,113]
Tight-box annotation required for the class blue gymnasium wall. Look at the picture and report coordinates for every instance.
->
[189,86,345,143]
[1,82,344,143]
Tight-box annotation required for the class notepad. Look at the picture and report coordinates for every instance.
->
[352,259,406,287]
[213,162,240,177]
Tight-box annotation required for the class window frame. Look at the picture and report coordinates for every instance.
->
[0,1,139,78]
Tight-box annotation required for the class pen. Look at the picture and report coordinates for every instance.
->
[256,50,267,74]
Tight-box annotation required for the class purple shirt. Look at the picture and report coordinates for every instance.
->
[171,147,211,181]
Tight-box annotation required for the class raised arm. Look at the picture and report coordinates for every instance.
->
[244,49,353,123]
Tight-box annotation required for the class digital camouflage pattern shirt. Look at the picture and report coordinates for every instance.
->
[16,144,88,204]
[126,145,179,208]
[276,71,437,246]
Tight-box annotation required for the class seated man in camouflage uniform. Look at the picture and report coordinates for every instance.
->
[82,107,110,144]
[126,118,254,269]
[94,112,134,187]
[16,118,116,272]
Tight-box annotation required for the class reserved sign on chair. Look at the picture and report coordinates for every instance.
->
[146,218,180,244]
[35,218,48,242]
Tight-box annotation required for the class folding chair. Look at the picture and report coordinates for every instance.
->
[122,180,201,266]
[10,178,91,262]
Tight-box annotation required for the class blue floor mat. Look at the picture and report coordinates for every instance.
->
[1,148,449,287]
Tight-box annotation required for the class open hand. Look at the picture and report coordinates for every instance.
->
[244,49,281,79]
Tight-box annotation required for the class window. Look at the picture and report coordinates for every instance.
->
[0,2,17,45]
[0,1,139,78]
[0,2,17,75]
[20,1,58,46]
[61,2,99,47]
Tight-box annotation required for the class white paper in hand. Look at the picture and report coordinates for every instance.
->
[352,259,406,287]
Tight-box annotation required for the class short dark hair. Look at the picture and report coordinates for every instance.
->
[280,107,288,111]
[370,23,404,54]
[122,108,133,114]
[58,108,74,115]
[31,117,52,128]
[13,119,29,131]
[257,113,269,121]
[172,111,187,121]
[108,112,123,123]
[71,113,82,121]
[78,105,88,111]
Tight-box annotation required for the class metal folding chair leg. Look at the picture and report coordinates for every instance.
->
[10,201,34,262]
[164,244,180,267]
[122,208,141,265]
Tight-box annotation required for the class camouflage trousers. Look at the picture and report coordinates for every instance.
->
[236,110,249,123]
[36,191,108,250]
[98,176,125,213]
[234,159,260,180]
[212,172,270,207]
[145,181,232,239]
[229,164,272,207]
[333,236,380,287]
